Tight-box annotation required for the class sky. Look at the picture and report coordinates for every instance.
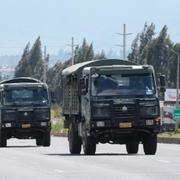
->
[0,0,179,57]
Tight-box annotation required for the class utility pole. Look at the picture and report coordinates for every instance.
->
[67,37,77,65]
[116,24,132,60]
[43,45,47,83]
[171,49,180,129]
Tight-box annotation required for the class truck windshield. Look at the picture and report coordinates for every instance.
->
[91,73,155,97]
[4,87,49,106]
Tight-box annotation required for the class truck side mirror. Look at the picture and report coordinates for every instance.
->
[159,75,166,92]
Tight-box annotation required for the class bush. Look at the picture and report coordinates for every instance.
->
[51,104,63,119]
[51,104,68,135]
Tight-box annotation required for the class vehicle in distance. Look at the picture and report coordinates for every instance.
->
[0,77,51,147]
[62,59,165,155]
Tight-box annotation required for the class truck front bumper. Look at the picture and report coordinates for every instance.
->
[1,121,51,130]
[91,117,161,133]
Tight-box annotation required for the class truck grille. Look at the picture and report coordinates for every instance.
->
[18,111,34,121]
[113,104,136,119]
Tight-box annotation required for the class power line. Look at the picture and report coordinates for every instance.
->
[43,45,47,83]
[67,37,77,65]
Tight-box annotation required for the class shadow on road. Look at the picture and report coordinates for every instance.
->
[44,153,143,156]
[5,145,37,148]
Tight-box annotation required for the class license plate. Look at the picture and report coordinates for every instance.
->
[119,122,132,128]
[22,124,31,128]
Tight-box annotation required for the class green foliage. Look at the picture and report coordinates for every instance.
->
[127,34,139,63]
[15,37,48,81]
[128,23,155,64]
[94,50,106,60]
[74,38,94,63]
[29,37,44,80]
[51,104,63,118]
[15,42,30,77]
[51,121,68,135]
[128,23,180,89]
[159,129,180,138]
[51,105,68,135]
[174,128,180,134]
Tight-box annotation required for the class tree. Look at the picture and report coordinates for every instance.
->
[86,43,94,61]
[29,36,44,80]
[74,38,99,63]
[127,24,178,88]
[128,23,155,64]
[138,23,155,64]
[168,43,180,88]
[15,37,44,81]
[94,50,106,60]
[145,26,172,75]
[127,34,139,63]
[15,42,30,77]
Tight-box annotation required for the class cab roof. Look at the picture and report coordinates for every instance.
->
[62,59,137,77]
[0,77,42,84]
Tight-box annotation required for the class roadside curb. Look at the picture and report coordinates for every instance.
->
[51,133,67,137]
[52,133,180,144]
[158,137,180,144]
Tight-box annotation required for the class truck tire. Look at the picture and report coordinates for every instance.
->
[143,134,157,155]
[43,131,51,147]
[36,131,51,147]
[83,134,96,155]
[68,123,82,154]
[126,142,139,154]
[36,137,43,146]
[0,132,7,147]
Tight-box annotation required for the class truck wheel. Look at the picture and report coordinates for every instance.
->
[143,134,157,155]
[68,123,82,154]
[83,134,96,155]
[0,132,7,147]
[36,138,42,146]
[43,131,51,147]
[126,142,139,154]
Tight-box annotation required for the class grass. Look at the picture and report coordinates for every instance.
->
[51,120,68,135]
[158,129,180,138]
[51,104,68,135]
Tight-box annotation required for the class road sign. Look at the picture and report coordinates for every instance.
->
[173,109,180,120]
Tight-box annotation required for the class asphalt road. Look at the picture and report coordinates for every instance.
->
[0,136,180,180]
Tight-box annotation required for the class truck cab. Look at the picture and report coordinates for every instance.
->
[0,77,51,147]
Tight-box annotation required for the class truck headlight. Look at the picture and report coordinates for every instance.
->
[92,103,110,118]
[2,111,16,121]
[93,108,110,117]
[35,109,50,120]
[140,106,158,117]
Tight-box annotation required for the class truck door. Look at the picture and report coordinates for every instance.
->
[81,76,91,127]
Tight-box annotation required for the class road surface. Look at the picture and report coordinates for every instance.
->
[0,136,180,180]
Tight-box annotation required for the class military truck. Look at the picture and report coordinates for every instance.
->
[62,59,165,155]
[0,77,51,147]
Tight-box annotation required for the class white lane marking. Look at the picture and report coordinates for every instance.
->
[157,159,170,163]
[54,169,63,174]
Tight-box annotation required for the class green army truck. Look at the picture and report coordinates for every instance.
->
[0,77,51,147]
[62,59,165,155]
